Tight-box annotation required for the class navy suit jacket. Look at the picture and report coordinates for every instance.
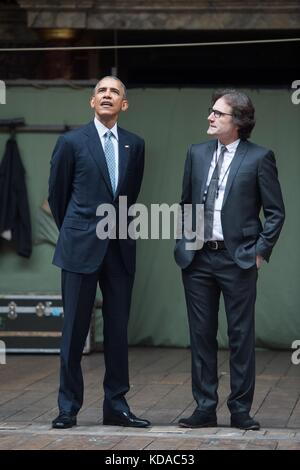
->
[48,121,145,274]
[174,139,285,269]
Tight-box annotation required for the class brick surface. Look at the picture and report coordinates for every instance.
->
[110,436,154,450]
[0,349,299,450]
[244,440,278,450]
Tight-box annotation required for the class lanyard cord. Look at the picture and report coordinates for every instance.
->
[203,148,234,201]
[214,150,233,198]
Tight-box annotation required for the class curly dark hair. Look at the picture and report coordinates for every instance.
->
[212,89,256,140]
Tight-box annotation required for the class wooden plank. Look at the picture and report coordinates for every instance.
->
[0,347,298,451]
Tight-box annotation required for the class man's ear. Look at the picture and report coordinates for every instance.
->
[121,99,129,112]
[90,96,95,109]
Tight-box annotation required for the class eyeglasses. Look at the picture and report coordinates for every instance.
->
[208,107,233,118]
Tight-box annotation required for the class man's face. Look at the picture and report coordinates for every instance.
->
[90,77,128,122]
[207,97,239,144]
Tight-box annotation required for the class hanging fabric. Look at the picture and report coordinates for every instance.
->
[0,136,32,257]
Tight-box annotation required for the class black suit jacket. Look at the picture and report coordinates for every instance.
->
[0,137,32,257]
[175,139,285,269]
[48,121,145,274]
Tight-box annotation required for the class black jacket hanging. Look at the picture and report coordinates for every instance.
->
[0,137,32,257]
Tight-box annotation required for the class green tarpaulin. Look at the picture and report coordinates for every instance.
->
[0,86,299,348]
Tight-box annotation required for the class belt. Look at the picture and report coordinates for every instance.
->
[205,240,226,250]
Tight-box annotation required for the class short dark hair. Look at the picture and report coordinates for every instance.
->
[212,89,255,140]
[93,76,127,98]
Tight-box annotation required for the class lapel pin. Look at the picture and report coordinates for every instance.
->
[125,144,130,148]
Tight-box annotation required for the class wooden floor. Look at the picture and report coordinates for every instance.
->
[0,348,300,450]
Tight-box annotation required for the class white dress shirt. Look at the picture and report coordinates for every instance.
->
[205,139,240,240]
[94,117,119,188]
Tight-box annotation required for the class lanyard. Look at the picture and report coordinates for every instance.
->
[215,153,233,198]
[203,148,233,202]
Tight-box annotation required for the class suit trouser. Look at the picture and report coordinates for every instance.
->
[182,246,258,415]
[58,240,134,416]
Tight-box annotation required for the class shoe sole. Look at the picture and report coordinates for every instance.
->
[231,424,260,431]
[103,421,150,428]
[179,421,217,429]
[52,421,77,429]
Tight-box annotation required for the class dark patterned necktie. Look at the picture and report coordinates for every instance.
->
[204,145,227,241]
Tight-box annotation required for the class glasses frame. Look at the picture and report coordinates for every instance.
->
[208,107,233,118]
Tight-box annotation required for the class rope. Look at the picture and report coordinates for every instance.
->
[0,37,299,52]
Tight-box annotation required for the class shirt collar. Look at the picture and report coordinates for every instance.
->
[94,117,119,141]
[218,138,240,153]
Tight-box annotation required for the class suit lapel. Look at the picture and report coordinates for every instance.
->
[115,127,131,197]
[85,121,113,196]
[222,140,249,207]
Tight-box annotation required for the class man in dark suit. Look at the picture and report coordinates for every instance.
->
[48,76,150,429]
[175,89,285,430]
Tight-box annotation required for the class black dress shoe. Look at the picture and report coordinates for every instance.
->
[52,412,77,429]
[103,410,151,428]
[231,413,260,431]
[178,410,217,428]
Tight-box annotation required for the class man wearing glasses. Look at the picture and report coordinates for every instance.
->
[175,89,285,430]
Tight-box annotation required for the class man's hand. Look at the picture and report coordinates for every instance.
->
[256,255,264,269]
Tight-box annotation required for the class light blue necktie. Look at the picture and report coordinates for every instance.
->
[104,130,116,193]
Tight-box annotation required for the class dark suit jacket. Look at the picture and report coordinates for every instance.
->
[174,139,285,269]
[48,121,145,274]
[0,137,32,257]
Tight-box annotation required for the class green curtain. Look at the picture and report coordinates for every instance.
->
[0,86,299,348]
